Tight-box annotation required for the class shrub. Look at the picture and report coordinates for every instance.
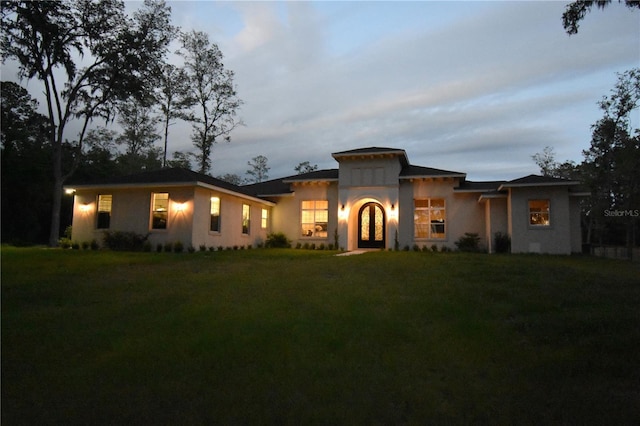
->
[412,244,420,252]
[174,241,184,253]
[394,230,400,251]
[90,240,99,250]
[218,246,224,252]
[403,245,410,251]
[187,246,195,253]
[295,243,302,249]
[142,241,152,252]
[72,242,80,250]
[303,243,310,250]
[334,228,339,251]
[431,244,438,252]
[164,242,173,252]
[81,241,90,250]
[199,245,207,252]
[328,243,334,250]
[421,245,430,253]
[310,243,316,250]
[494,232,511,253]
[266,232,291,248]
[103,231,149,251]
[318,243,325,250]
[208,246,215,252]
[455,232,481,252]
[156,243,163,253]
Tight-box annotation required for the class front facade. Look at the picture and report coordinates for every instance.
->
[67,147,586,254]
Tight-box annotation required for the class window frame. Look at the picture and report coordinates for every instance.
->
[528,199,551,227]
[300,200,329,238]
[414,198,446,240]
[151,192,169,230]
[96,194,112,229]
[242,204,250,235]
[210,196,221,233]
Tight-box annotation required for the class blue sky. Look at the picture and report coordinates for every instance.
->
[5,1,640,181]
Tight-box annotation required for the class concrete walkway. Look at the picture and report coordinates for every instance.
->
[334,250,370,256]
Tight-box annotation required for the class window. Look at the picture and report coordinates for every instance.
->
[210,197,221,232]
[529,200,550,226]
[414,199,446,239]
[242,204,250,234]
[301,200,328,237]
[261,208,268,229]
[151,192,169,229]
[96,194,112,229]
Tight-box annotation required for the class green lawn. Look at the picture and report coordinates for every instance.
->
[2,247,639,425]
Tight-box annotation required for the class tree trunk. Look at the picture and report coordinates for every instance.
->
[48,143,63,247]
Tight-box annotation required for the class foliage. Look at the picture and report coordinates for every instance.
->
[494,232,511,253]
[294,161,318,174]
[0,81,53,244]
[156,63,191,168]
[582,69,640,249]
[265,232,291,248]
[0,0,175,246]
[102,231,149,251]
[5,249,639,424]
[455,232,483,252]
[246,155,270,183]
[562,0,640,35]
[216,173,245,185]
[179,30,243,174]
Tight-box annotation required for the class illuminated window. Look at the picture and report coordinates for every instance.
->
[529,200,550,226]
[242,204,250,234]
[210,197,221,232]
[301,200,328,238]
[151,192,169,229]
[97,194,112,229]
[261,208,268,229]
[414,199,446,239]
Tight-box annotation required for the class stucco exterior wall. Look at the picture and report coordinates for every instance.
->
[484,197,509,253]
[190,187,270,249]
[508,186,573,254]
[71,186,195,247]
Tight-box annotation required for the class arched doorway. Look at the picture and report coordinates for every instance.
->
[358,202,385,249]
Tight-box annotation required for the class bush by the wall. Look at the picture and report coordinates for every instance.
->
[173,241,184,253]
[455,233,482,252]
[266,232,291,248]
[103,231,149,251]
[494,232,511,253]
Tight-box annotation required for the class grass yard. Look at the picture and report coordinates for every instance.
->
[2,247,640,425]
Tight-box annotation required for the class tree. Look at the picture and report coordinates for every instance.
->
[563,0,640,35]
[294,161,318,174]
[582,69,640,251]
[217,173,245,185]
[1,81,52,244]
[532,146,580,180]
[179,30,243,174]
[167,151,193,170]
[115,97,161,157]
[1,0,174,246]
[246,155,270,183]
[157,63,191,168]
[76,127,119,180]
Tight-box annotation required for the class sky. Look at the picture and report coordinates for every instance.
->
[4,1,640,181]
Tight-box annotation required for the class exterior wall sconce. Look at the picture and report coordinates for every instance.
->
[79,204,92,213]
[173,202,187,212]
[339,204,348,221]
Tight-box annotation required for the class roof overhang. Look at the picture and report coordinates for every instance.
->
[64,180,276,206]
[498,181,580,191]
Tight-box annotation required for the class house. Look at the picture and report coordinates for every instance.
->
[65,147,587,254]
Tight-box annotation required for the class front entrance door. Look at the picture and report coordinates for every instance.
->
[358,202,385,248]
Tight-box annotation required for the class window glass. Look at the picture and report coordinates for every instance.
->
[261,208,268,229]
[414,198,446,239]
[210,197,221,232]
[529,200,550,226]
[97,194,112,229]
[242,204,250,234]
[151,193,168,229]
[301,200,328,237]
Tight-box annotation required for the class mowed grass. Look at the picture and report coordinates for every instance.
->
[2,247,640,425]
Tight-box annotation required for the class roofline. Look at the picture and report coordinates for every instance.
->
[281,177,339,184]
[498,181,580,190]
[255,192,295,198]
[478,193,508,201]
[569,191,591,197]
[64,180,276,206]
[331,148,409,166]
[400,174,466,180]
